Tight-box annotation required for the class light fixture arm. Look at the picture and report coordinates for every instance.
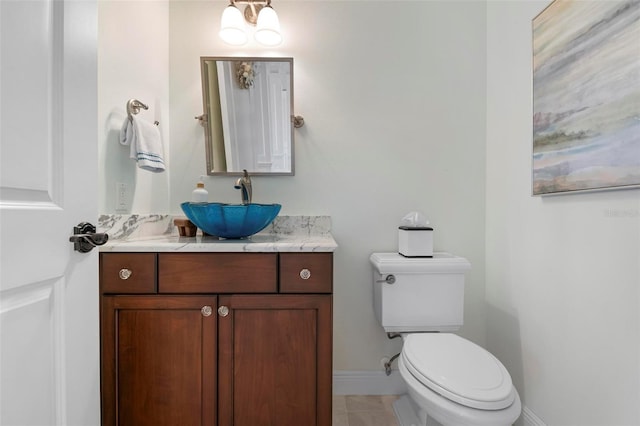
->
[228,0,274,26]
[230,0,271,6]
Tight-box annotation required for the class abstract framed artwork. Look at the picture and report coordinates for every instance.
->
[532,0,640,195]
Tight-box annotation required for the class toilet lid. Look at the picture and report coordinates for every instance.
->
[402,333,515,410]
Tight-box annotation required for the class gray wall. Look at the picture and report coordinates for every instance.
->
[98,1,640,421]
[99,0,487,372]
[486,1,640,424]
[168,0,488,371]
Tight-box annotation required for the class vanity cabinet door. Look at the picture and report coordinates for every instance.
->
[101,296,217,426]
[217,295,332,426]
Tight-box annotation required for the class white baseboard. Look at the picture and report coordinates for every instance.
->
[333,370,406,395]
[521,406,546,426]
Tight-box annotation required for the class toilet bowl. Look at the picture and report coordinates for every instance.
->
[395,333,521,426]
[370,253,522,426]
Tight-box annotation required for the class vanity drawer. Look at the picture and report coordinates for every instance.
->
[158,253,277,293]
[279,253,333,293]
[100,253,157,294]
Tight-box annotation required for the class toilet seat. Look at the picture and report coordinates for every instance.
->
[402,333,515,410]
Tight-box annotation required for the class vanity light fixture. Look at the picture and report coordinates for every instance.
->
[219,0,282,46]
[219,3,248,45]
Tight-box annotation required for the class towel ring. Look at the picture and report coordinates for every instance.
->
[126,99,149,122]
[126,99,159,126]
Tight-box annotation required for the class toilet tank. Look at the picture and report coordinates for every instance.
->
[370,252,471,333]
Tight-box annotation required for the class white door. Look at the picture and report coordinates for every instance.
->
[0,1,99,425]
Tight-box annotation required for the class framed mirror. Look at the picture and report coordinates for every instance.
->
[200,56,294,175]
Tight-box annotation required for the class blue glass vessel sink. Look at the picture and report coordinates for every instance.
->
[180,202,281,239]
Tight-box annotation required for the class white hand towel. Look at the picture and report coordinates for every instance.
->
[119,116,165,173]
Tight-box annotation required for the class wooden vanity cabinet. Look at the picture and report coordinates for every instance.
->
[100,252,333,426]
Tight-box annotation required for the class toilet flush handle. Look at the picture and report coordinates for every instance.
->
[376,275,396,285]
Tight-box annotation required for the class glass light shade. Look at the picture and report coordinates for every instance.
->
[254,6,282,46]
[219,5,248,46]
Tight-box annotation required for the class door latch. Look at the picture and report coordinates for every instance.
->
[69,222,109,253]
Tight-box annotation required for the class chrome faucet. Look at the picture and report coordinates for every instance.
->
[234,169,252,205]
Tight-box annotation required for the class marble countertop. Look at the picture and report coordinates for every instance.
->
[98,214,337,253]
[100,233,337,252]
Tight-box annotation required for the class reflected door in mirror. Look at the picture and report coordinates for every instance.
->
[201,57,294,175]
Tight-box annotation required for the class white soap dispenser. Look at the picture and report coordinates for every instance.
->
[191,176,208,203]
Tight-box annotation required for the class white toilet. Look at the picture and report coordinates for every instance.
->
[370,252,521,426]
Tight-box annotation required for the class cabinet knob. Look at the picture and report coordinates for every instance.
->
[218,305,229,317]
[201,306,213,317]
[299,268,311,280]
[119,268,132,280]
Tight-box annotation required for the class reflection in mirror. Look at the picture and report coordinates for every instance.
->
[200,57,294,175]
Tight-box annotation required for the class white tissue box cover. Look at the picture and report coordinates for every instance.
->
[398,227,433,257]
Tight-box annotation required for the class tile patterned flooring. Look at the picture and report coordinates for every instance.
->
[333,395,400,426]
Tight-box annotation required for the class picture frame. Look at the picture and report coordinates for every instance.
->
[532,0,640,195]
